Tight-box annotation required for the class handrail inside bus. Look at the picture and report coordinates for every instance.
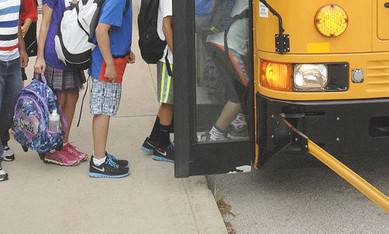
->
[281,115,389,212]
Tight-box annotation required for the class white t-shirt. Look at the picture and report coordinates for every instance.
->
[207,0,249,56]
[157,0,173,63]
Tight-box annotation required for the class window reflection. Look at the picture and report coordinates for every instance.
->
[195,0,250,143]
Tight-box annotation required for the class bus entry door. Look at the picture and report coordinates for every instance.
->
[173,0,255,177]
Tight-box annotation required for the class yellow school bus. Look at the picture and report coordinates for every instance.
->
[173,0,388,211]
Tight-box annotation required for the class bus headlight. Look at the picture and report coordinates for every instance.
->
[294,64,328,91]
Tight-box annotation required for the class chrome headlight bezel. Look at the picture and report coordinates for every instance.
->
[293,64,329,92]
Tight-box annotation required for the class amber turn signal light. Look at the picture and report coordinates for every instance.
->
[315,4,349,37]
[260,60,293,91]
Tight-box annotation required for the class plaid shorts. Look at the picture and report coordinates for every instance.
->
[90,79,122,116]
[45,65,86,91]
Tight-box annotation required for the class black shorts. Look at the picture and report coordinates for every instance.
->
[206,43,249,105]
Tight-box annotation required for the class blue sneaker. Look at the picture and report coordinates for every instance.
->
[141,137,157,155]
[152,144,175,163]
[106,152,129,168]
[89,156,129,179]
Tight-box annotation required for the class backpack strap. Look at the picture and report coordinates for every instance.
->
[165,51,173,77]
[208,0,235,33]
[223,8,249,61]
[34,73,47,84]
[124,0,130,15]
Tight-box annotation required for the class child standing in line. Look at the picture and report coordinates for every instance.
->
[35,0,88,166]
[0,0,29,181]
[20,0,38,82]
[142,0,175,163]
[2,0,38,163]
[88,0,135,178]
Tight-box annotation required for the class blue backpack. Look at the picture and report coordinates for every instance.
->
[195,0,236,34]
[195,0,214,16]
[13,75,64,154]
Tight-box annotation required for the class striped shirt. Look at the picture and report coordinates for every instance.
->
[0,0,20,61]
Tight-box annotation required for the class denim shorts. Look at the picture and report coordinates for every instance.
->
[90,79,122,116]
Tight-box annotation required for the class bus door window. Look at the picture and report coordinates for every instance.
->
[194,0,251,143]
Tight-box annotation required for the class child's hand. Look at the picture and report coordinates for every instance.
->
[21,19,32,38]
[20,50,29,68]
[105,63,118,83]
[34,56,46,74]
[21,25,28,38]
[128,52,135,64]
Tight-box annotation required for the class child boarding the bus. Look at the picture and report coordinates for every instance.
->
[141,0,175,163]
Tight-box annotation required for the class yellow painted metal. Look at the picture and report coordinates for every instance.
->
[308,140,389,212]
[255,0,373,54]
[253,0,389,102]
[377,0,389,40]
[252,0,389,188]
[253,0,389,164]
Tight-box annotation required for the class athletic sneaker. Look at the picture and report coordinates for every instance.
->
[89,156,129,179]
[141,137,157,155]
[152,144,175,163]
[201,127,230,142]
[63,143,88,162]
[106,152,129,168]
[0,164,8,182]
[2,146,15,162]
[44,149,80,166]
[227,113,248,140]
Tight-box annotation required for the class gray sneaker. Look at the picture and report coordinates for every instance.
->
[0,163,8,182]
[227,113,248,140]
[201,128,230,142]
[2,146,15,162]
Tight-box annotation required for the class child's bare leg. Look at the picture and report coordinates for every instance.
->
[215,101,242,130]
[92,115,110,159]
[56,91,79,143]
[56,92,68,141]
[158,103,173,126]
[62,91,79,143]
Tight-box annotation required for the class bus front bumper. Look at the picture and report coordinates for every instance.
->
[256,94,389,165]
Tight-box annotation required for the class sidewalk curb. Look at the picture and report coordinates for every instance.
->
[183,177,228,234]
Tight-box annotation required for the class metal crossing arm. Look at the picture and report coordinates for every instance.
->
[282,117,389,212]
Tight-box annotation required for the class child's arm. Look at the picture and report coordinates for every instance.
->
[163,16,173,52]
[21,18,32,38]
[35,4,53,74]
[21,0,38,37]
[95,23,117,82]
[18,24,28,68]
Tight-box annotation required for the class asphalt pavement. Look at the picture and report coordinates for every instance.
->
[208,151,389,233]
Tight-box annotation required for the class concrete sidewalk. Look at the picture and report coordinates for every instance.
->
[0,2,227,233]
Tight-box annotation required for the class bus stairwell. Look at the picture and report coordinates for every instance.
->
[281,114,389,212]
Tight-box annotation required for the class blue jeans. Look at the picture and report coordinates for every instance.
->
[0,59,22,155]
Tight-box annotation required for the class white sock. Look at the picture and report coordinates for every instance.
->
[93,156,106,166]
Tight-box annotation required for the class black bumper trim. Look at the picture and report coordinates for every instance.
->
[257,94,389,165]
